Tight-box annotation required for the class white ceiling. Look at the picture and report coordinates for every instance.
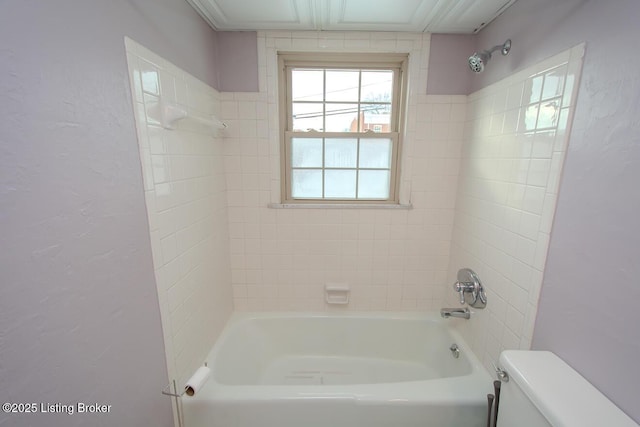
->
[186,0,517,34]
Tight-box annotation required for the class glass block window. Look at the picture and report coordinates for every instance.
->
[279,53,407,204]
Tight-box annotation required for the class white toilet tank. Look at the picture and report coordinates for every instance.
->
[497,350,638,427]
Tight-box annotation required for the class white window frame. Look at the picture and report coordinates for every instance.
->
[278,52,408,205]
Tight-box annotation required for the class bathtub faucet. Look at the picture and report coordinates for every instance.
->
[440,307,471,319]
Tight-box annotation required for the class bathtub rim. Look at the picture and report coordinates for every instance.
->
[188,311,492,403]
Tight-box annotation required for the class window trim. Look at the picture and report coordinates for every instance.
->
[278,52,408,205]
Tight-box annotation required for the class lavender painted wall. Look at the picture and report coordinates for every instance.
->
[0,1,221,426]
[426,34,475,95]
[217,31,259,92]
[475,0,640,422]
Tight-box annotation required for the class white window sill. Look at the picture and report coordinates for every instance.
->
[268,203,413,210]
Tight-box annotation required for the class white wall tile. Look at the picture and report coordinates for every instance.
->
[445,46,584,375]
[125,40,233,392]
[226,32,453,311]
[130,34,581,390]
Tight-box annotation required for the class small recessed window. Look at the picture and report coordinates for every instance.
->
[279,53,407,204]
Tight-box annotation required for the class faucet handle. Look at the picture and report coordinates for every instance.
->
[452,268,487,309]
[453,281,466,304]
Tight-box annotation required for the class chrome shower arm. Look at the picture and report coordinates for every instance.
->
[487,39,511,56]
[468,39,511,73]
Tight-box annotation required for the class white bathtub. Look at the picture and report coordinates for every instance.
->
[182,312,492,427]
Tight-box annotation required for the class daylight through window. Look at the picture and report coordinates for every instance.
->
[279,53,407,204]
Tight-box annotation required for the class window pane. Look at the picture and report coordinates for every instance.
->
[361,71,393,103]
[358,170,390,199]
[292,69,323,102]
[360,105,392,132]
[291,138,323,167]
[292,169,322,198]
[326,70,359,102]
[292,103,324,131]
[282,54,406,203]
[359,138,392,168]
[325,103,359,132]
[325,138,357,168]
[325,170,356,198]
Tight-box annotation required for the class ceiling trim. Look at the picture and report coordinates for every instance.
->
[186,0,516,34]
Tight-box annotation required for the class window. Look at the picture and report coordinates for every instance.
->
[279,53,407,204]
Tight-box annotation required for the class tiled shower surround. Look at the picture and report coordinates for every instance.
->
[222,32,583,371]
[127,32,583,390]
[224,32,466,311]
[125,39,233,391]
[444,45,584,370]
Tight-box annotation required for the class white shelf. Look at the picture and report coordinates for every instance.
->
[158,99,227,132]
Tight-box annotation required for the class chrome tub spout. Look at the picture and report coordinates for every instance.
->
[440,307,471,319]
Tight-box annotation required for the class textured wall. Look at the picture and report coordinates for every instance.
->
[0,1,219,426]
[426,34,475,95]
[475,0,640,422]
[217,31,259,92]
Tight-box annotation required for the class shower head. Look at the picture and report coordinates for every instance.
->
[468,39,511,73]
[468,51,491,73]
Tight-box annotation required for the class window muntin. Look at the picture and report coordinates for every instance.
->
[289,135,394,200]
[280,53,406,204]
[290,68,393,133]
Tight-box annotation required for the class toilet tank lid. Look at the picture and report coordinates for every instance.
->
[499,351,638,427]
